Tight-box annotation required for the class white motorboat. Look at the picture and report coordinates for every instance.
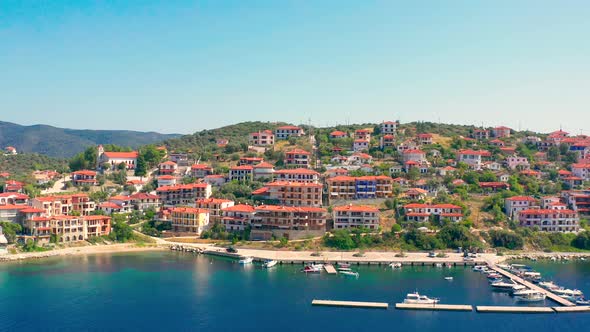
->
[263,260,277,268]
[238,256,253,265]
[403,292,439,305]
[514,290,546,302]
[435,263,443,268]
[491,279,524,291]
[553,288,583,297]
[497,264,511,270]
[576,298,590,305]
[389,262,402,269]
[444,277,453,281]
[539,281,560,291]
[340,270,359,278]
[473,265,487,272]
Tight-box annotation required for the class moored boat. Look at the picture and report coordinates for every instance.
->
[576,298,590,305]
[403,292,439,305]
[444,277,453,281]
[263,260,277,268]
[473,265,487,272]
[302,265,321,273]
[514,290,546,303]
[389,262,402,269]
[340,270,359,278]
[238,256,253,265]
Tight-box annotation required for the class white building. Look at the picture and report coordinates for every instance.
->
[333,205,380,230]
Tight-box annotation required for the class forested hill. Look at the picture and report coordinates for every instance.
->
[162,121,289,153]
[0,121,181,158]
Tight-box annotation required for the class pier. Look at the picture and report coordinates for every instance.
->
[476,306,555,313]
[324,264,337,274]
[312,300,388,309]
[552,306,590,313]
[486,262,576,307]
[395,303,473,311]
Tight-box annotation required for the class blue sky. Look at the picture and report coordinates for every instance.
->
[1,1,589,134]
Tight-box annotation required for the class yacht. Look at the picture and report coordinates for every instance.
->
[576,298,590,305]
[514,290,546,303]
[403,292,439,305]
[238,256,253,265]
[263,260,277,268]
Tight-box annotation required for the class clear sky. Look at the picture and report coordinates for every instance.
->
[1,1,589,134]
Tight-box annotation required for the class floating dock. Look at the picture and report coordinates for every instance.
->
[485,262,575,307]
[552,306,590,313]
[324,264,337,274]
[312,300,388,309]
[395,303,473,311]
[476,306,555,313]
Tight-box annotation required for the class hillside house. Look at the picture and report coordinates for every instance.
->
[333,205,380,230]
[381,121,398,134]
[249,130,275,146]
[284,149,311,168]
[275,125,304,140]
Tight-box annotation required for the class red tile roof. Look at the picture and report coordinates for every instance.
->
[103,151,139,159]
[333,205,379,213]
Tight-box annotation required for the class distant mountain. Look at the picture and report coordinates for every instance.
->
[0,121,181,158]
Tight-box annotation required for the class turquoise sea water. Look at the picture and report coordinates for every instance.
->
[0,252,589,331]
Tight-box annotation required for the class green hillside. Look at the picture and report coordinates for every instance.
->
[0,121,181,158]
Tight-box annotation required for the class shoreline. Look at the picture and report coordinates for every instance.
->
[2,239,590,264]
[0,243,166,263]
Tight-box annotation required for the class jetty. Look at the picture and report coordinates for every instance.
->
[312,300,388,309]
[395,303,472,311]
[476,306,555,313]
[552,306,590,313]
[486,262,575,307]
[324,264,337,274]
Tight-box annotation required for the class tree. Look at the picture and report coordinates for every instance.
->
[436,224,479,249]
[572,232,590,250]
[488,230,524,250]
[323,230,356,250]
[109,215,134,242]
[134,155,147,176]
[0,222,22,243]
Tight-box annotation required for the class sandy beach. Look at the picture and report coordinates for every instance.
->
[0,243,165,262]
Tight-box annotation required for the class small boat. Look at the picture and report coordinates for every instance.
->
[340,270,359,278]
[263,260,277,268]
[403,292,439,305]
[473,265,487,272]
[491,279,523,291]
[238,256,253,265]
[553,288,583,297]
[487,273,502,279]
[580,257,586,261]
[576,298,590,305]
[337,263,351,268]
[539,281,560,291]
[497,264,511,270]
[338,267,353,272]
[389,262,402,269]
[514,290,546,303]
[560,294,576,302]
[302,265,321,273]
[444,277,453,281]
[435,263,443,268]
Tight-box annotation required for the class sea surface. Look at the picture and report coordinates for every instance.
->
[1,252,589,332]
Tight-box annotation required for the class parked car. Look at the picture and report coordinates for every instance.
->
[428,252,436,258]
[226,246,238,253]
